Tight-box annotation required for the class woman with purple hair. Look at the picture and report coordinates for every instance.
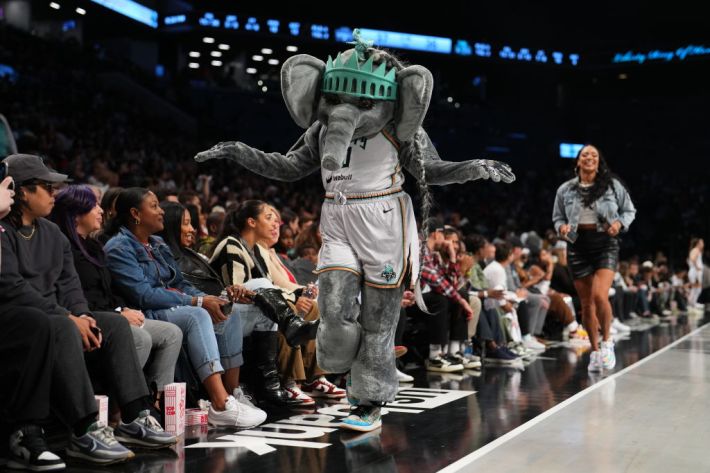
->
[50,185,183,404]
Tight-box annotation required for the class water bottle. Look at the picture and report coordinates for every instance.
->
[213,290,232,335]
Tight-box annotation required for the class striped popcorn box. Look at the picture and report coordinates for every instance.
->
[164,382,186,435]
[94,395,109,426]
[186,408,208,426]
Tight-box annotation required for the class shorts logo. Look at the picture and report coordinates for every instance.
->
[381,264,396,282]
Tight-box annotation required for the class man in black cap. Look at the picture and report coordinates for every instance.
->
[0,154,176,468]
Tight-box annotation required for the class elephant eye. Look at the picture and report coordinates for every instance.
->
[324,94,342,106]
[358,98,375,110]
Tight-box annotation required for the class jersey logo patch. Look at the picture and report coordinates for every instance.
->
[381,264,397,282]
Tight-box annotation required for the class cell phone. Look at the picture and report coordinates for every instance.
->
[565,230,578,244]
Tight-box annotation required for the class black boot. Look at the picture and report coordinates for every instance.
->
[253,288,319,347]
[251,331,303,407]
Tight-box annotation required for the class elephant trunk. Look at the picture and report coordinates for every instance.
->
[321,103,360,171]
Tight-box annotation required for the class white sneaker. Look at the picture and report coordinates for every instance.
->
[588,351,603,372]
[523,334,546,351]
[453,352,482,370]
[612,318,631,333]
[396,368,414,383]
[283,384,316,405]
[233,386,257,409]
[208,395,267,429]
[600,340,616,370]
[425,355,464,372]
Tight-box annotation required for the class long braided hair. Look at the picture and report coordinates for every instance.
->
[362,47,435,237]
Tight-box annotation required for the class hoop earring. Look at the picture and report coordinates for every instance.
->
[135,218,140,225]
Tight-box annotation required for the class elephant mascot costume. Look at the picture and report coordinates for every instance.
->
[195,30,515,431]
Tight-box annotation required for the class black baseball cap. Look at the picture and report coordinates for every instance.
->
[1,154,68,184]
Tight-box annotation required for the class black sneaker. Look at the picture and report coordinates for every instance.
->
[7,425,65,471]
[425,355,464,372]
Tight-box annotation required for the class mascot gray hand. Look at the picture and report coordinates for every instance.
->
[194,141,240,163]
[470,159,516,183]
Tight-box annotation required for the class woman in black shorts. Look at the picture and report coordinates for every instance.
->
[552,144,636,373]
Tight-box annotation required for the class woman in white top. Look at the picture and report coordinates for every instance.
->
[687,238,704,308]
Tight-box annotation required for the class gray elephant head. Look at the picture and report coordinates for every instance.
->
[281,36,433,171]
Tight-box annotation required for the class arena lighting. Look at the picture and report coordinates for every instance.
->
[268,59,279,65]
[261,86,268,92]
[218,44,230,50]
[246,68,257,74]
[447,97,453,103]
[188,63,199,69]
[211,51,222,57]
[203,37,215,43]
[261,48,273,55]
[560,142,584,158]
[286,45,298,52]
[75,7,86,15]
[211,60,222,66]
[189,51,200,58]
[90,0,158,28]
[257,80,263,85]
[252,55,263,61]
[49,2,60,9]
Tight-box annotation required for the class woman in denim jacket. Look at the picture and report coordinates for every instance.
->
[103,188,267,429]
[552,145,636,373]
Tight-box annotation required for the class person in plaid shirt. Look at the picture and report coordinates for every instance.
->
[416,228,474,372]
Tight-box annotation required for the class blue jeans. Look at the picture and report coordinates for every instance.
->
[152,305,242,382]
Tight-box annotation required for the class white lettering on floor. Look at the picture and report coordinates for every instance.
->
[186,388,474,455]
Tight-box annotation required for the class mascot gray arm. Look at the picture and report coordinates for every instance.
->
[400,128,516,185]
[194,122,322,182]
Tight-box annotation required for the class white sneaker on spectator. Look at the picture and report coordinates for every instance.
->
[600,340,616,370]
[283,385,316,406]
[208,395,267,429]
[396,369,414,382]
[522,334,546,351]
[426,355,463,372]
[233,386,257,409]
[452,352,482,370]
[588,351,603,372]
[612,318,631,333]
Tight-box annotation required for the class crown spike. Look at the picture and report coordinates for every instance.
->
[344,51,360,70]
[361,56,374,73]
[373,62,387,77]
[326,56,334,70]
[384,67,396,81]
[334,53,343,67]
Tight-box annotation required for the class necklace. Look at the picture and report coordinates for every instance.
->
[18,224,36,240]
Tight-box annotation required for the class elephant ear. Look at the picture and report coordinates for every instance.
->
[395,65,433,142]
[281,54,325,129]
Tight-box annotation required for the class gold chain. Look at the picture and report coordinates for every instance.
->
[17,224,36,240]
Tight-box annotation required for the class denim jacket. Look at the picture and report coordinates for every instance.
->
[104,227,204,320]
[552,177,636,233]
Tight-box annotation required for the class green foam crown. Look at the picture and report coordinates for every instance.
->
[322,51,397,101]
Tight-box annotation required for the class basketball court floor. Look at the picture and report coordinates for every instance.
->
[30,312,710,473]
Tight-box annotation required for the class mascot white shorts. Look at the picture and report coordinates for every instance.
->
[316,190,419,289]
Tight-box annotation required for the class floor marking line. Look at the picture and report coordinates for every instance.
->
[437,323,709,473]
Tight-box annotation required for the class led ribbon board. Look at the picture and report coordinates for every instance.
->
[356,28,452,54]
[90,0,158,28]
[612,45,710,64]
